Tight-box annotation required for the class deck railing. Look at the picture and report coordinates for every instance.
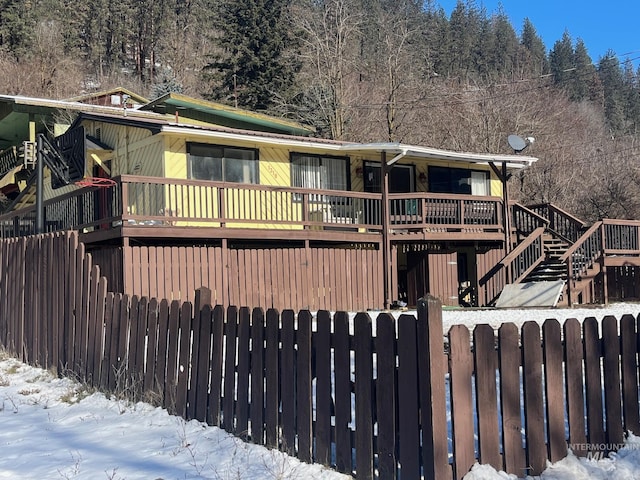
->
[0,175,507,238]
[527,203,586,243]
[388,192,502,231]
[511,203,549,237]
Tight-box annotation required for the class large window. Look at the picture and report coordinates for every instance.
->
[290,153,350,191]
[188,143,258,184]
[428,166,489,195]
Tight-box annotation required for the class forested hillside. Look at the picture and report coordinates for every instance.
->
[1,0,639,221]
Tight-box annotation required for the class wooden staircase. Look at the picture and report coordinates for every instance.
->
[523,234,568,283]
[480,203,597,306]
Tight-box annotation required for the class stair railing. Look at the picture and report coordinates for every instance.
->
[511,203,549,238]
[479,226,546,305]
[526,203,587,243]
[559,221,603,305]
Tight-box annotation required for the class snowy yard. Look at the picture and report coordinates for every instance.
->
[2,302,640,479]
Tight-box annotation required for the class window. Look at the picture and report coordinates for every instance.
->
[290,153,349,191]
[363,161,415,193]
[188,143,258,184]
[428,166,489,195]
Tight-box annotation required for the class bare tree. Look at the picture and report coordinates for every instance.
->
[292,0,363,139]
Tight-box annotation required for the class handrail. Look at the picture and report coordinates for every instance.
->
[511,203,549,235]
[526,203,587,243]
[479,226,546,287]
[0,146,19,178]
[558,221,602,263]
[559,221,603,285]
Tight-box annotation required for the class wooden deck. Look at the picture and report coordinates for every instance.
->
[0,175,507,245]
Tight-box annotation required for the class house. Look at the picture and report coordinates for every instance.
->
[0,90,638,311]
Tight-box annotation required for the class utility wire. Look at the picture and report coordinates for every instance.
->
[346,54,640,110]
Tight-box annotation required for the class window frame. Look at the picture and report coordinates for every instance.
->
[187,142,260,184]
[427,166,490,195]
[363,161,416,193]
[289,152,351,192]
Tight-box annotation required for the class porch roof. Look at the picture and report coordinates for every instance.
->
[338,143,537,169]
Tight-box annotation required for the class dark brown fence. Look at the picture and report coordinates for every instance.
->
[1,232,639,479]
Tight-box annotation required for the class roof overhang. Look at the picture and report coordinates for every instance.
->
[338,143,537,169]
[161,126,538,169]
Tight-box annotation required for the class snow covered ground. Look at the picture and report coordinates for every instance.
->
[2,302,640,479]
[0,354,348,480]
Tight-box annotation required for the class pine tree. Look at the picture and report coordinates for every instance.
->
[0,0,36,58]
[447,0,484,78]
[490,8,519,77]
[571,39,597,101]
[519,18,547,76]
[598,52,626,134]
[205,0,300,111]
[549,30,574,87]
[420,1,449,78]
[622,59,640,134]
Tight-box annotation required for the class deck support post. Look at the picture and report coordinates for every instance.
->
[600,225,608,304]
[381,151,391,309]
[489,161,512,255]
[35,134,45,234]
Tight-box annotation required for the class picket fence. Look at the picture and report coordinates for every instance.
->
[0,231,638,479]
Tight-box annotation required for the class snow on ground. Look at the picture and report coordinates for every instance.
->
[441,302,640,333]
[1,302,640,479]
[0,354,348,480]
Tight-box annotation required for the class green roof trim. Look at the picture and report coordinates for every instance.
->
[140,93,314,136]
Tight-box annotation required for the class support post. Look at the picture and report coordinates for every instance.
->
[600,224,608,304]
[35,134,45,234]
[381,152,391,309]
[502,162,511,254]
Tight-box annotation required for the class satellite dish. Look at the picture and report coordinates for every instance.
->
[507,134,528,153]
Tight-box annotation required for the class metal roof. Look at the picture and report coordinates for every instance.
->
[77,112,537,169]
[139,92,315,136]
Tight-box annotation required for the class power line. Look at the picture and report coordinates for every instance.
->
[345,54,640,111]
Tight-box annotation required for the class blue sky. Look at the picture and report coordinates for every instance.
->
[437,1,640,66]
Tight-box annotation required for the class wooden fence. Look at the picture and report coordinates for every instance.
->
[1,232,639,479]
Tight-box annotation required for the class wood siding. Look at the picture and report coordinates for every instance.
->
[117,244,383,311]
[428,250,459,306]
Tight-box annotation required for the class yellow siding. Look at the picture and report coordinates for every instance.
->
[258,146,290,186]
[84,121,160,176]
[164,137,187,179]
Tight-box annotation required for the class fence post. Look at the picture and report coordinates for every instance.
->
[194,286,212,315]
[417,295,450,480]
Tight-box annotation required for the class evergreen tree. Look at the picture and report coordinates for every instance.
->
[420,1,449,78]
[519,18,547,76]
[447,0,484,78]
[571,39,597,101]
[598,52,626,134]
[622,59,640,134]
[0,0,36,58]
[151,69,184,98]
[549,30,574,87]
[490,8,518,77]
[133,0,169,83]
[77,0,133,80]
[205,0,300,111]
